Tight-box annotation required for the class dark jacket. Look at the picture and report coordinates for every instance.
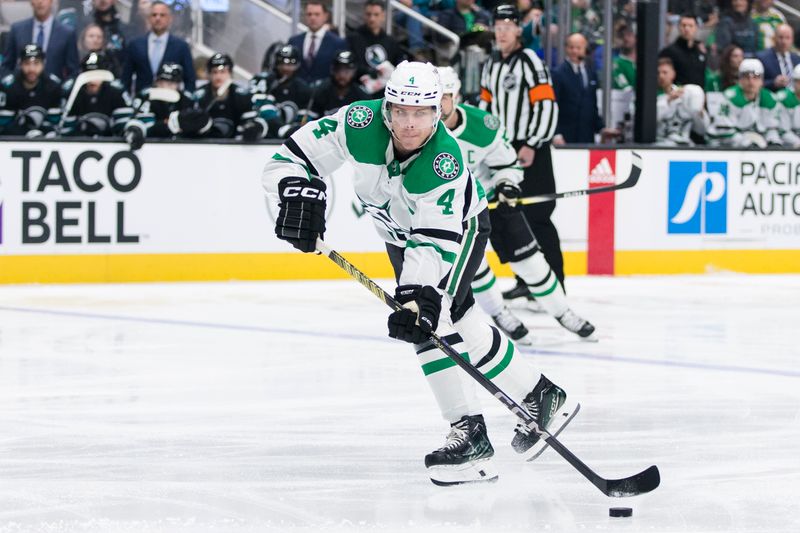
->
[757,48,800,91]
[1,17,79,80]
[288,31,348,84]
[433,7,492,38]
[658,37,707,87]
[552,60,602,143]
[716,11,758,56]
[122,32,196,95]
[347,25,405,73]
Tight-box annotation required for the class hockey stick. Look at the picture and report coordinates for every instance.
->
[487,151,642,209]
[315,238,660,497]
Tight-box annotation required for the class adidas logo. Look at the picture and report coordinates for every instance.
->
[589,157,616,185]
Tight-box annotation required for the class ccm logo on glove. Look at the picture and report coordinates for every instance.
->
[281,186,327,201]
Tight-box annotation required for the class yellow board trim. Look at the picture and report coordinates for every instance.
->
[0,249,797,284]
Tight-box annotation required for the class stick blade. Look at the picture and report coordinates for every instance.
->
[621,151,643,189]
[603,465,660,497]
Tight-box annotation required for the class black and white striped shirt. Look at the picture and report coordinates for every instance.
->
[479,47,558,149]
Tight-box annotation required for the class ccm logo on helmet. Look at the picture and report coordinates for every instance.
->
[400,91,423,96]
[283,186,327,201]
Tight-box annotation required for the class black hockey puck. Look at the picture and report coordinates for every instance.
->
[609,507,633,518]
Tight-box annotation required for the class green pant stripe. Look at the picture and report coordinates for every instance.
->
[421,352,470,376]
[531,276,559,297]
[406,239,457,264]
[472,276,496,293]
[447,216,477,296]
[483,340,514,380]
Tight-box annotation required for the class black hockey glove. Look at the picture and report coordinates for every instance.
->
[176,109,212,134]
[387,285,442,344]
[124,127,145,151]
[241,120,264,141]
[275,176,327,253]
[495,181,521,207]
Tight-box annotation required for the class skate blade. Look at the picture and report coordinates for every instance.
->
[524,401,580,462]
[428,457,499,486]
[578,333,599,343]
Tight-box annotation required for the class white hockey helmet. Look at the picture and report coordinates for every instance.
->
[681,84,705,115]
[739,58,764,77]
[382,61,442,135]
[437,66,462,97]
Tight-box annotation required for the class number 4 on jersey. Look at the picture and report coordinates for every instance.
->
[437,189,455,215]
[312,118,337,139]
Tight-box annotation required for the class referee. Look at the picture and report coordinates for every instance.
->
[479,4,565,296]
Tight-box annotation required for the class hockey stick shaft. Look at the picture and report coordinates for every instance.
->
[487,151,642,209]
[315,238,659,497]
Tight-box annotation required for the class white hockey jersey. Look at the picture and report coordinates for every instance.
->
[773,87,800,147]
[705,85,782,147]
[262,99,487,293]
[655,84,706,146]
[448,103,523,197]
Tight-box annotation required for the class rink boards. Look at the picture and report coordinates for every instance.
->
[0,141,798,283]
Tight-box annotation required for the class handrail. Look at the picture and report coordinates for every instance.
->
[246,0,308,33]
[386,0,460,49]
[774,1,800,20]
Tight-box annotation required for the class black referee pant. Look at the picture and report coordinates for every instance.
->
[511,140,565,287]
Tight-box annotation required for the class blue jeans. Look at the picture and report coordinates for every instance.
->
[394,7,426,51]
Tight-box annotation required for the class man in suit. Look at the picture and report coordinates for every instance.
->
[122,1,195,95]
[288,0,347,84]
[757,24,800,91]
[1,0,79,80]
[552,33,603,144]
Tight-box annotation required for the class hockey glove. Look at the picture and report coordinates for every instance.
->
[124,127,145,151]
[275,176,327,253]
[387,285,442,344]
[171,109,212,134]
[240,119,265,141]
[495,181,521,207]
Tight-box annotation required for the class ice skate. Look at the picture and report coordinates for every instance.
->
[502,277,545,313]
[556,309,596,340]
[512,375,579,461]
[425,414,499,486]
[491,308,533,345]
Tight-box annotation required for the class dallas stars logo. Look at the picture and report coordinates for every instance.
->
[347,105,373,128]
[483,114,500,130]
[433,153,460,180]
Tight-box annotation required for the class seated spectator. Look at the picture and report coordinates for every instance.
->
[705,58,782,147]
[393,0,429,56]
[192,53,281,141]
[434,0,491,36]
[716,0,758,57]
[82,0,131,77]
[655,57,707,146]
[347,0,406,95]
[706,44,744,92]
[79,23,122,78]
[61,51,133,137]
[289,1,348,84]
[757,24,800,91]
[0,44,62,136]
[774,64,800,147]
[122,1,195,95]
[751,0,786,51]
[552,33,603,145]
[309,50,369,119]
[250,44,312,129]
[659,13,707,88]
[123,62,195,150]
[1,0,79,81]
[613,24,636,90]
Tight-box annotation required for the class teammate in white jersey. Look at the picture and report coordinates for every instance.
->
[438,67,595,340]
[262,61,576,485]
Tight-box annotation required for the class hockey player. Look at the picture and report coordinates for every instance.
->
[194,53,281,140]
[774,64,800,147]
[706,58,783,147]
[438,67,595,341]
[123,62,196,150]
[309,50,370,119]
[655,58,707,147]
[262,61,576,485]
[61,51,133,137]
[250,45,312,128]
[0,45,62,137]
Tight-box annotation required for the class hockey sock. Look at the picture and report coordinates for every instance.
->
[471,257,505,317]
[454,307,540,403]
[416,321,483,424]
[511,251,569,318]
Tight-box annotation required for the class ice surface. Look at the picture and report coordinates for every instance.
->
[1,275,798,532]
